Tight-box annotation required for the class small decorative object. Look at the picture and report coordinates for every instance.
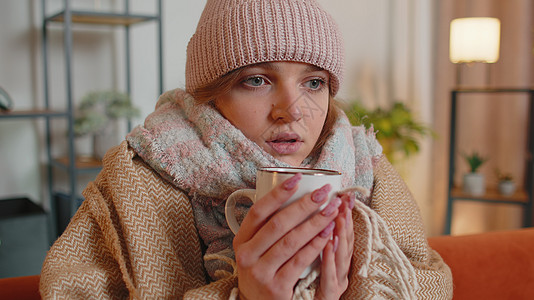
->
[496,169,516,196]
[74,90,140,159]
[345,101,435,163]
[0,86,13,112]
[462,152,488,196]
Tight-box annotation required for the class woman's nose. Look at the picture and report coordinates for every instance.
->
[270,85,303,122]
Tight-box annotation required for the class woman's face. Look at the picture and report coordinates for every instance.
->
[214,62,330,166]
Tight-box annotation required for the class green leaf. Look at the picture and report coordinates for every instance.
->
[73,90,140,137]
[344,100,435,163]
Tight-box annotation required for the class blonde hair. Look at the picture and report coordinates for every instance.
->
[191,65,340,156]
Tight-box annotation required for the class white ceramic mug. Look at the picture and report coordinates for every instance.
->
[225,167,342,278]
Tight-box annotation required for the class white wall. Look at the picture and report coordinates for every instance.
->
[0,0,437,233]
[0,1,42,202]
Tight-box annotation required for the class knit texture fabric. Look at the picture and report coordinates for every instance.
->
[39,142,453,299]
[185,0,344,95]
[126,89,381,280]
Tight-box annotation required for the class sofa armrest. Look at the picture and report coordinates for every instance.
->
[0,275,41,300]
[428,228,534,300]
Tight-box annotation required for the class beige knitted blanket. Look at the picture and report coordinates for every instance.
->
[40,142,452,299]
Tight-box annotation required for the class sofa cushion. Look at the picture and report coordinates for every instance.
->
[0,275,40,300]
[428,228,534,300]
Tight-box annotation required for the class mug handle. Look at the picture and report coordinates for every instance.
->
[225,189,256,234]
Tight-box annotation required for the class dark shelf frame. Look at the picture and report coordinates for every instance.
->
[445,87,534,234]
[39,0,162,241]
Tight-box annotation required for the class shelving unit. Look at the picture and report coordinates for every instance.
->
[0,0,163,246]
[41,0,163,238]
[445,87,534,235]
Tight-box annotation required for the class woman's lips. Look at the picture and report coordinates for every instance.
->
[266,132,303,154]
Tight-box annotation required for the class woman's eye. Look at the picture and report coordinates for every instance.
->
[306,79,325,90]
[244,76,265,87]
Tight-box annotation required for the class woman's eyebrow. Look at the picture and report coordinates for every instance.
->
[250,62,279,71]
[304,64,325,73]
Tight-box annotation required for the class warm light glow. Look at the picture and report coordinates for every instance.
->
[449,17,501,63]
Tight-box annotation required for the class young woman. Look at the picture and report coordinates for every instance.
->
[40,0,453,299]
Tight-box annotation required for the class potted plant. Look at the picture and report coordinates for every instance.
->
[496,169,516,196]
[463,152,488,196]
[73,90,140,159]
[345,101,435,163]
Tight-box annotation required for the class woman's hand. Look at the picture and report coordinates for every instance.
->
[315,193,355,300]
[233,174,342,300]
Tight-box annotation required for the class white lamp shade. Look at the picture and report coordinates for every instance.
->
[449,17,501,63]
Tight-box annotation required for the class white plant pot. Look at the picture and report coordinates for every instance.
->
[74,134,93,158]
[93,120,120,159]
[498,181,516,196]
[463,173,486,196]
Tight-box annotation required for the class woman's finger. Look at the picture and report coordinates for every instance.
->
[317,236,338,298]
[259,196,341,271]
[243,183,335,261]
[234,173,301,245]
[276,221,335,281]
[334,209,352,281]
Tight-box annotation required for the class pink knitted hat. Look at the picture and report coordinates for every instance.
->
[185,0,345,96]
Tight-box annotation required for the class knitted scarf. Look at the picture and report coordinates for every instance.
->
[126,89,382,280]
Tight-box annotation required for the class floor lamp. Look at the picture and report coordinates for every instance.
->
[449,17,501,87]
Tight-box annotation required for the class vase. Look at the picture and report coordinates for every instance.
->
[92,120,120,159]
[498,181,516,196]
[74,134,93,159]
[463,173,486,196]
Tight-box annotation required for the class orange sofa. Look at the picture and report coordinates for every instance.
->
[427,227,534,300]
[1,228,533,299]
[0,274,40,300]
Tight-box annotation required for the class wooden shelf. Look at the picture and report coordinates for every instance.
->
[47,11,158,26]
[452,87,534,93]
[451,187,529,205]
[0,109,66,119]
[55,156,102,170]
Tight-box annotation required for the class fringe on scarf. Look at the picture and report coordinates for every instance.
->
[203,185,418,300]
[352,195,420,298]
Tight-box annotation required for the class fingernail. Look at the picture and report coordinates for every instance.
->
[333,235,339,253]
[320,221,335,238]
[312,184,332,203]
[283,173,302,190]
[321,197,342,216]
